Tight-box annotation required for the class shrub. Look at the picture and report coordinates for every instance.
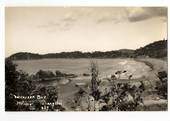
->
[35,70,55,79]
[31,86,59,111]
[55,70,65,77]
[155,71,167,99]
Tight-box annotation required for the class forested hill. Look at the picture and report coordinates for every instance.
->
[8,39,167,60]
[134,40,167,58]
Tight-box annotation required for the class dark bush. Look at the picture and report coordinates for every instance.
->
[36,70,55,79]
[155,71,167,99]
[5,59,35,111]
[55,70,65,77]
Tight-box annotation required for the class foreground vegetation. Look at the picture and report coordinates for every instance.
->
[5,58,167,111]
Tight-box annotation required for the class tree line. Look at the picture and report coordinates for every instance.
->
[8,39,167,60]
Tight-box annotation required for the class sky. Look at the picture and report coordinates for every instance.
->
[5,7,167,57]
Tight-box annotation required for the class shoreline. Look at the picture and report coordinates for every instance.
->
[134,58,167,73]
[134,58,154,71]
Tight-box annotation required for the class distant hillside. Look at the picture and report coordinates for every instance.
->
[8,39,167,60]
[9,50,134,60]
[9,52,42,60]
[134,40,167,58]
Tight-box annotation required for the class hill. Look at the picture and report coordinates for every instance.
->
[8,39,167,60]
[134,40,167,58]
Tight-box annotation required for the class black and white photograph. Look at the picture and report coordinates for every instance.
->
[5,7,168,111]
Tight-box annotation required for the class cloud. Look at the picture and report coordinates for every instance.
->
[97,17,120,24]
[37,7,167,31]
[37,15,77,31]
[95,7,167,24]
[126,7,167,22]
[95,8,127,24]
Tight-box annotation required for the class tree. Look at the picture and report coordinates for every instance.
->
[90,61,101,100]
[5,59,35,111]
[5,59,19,111]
